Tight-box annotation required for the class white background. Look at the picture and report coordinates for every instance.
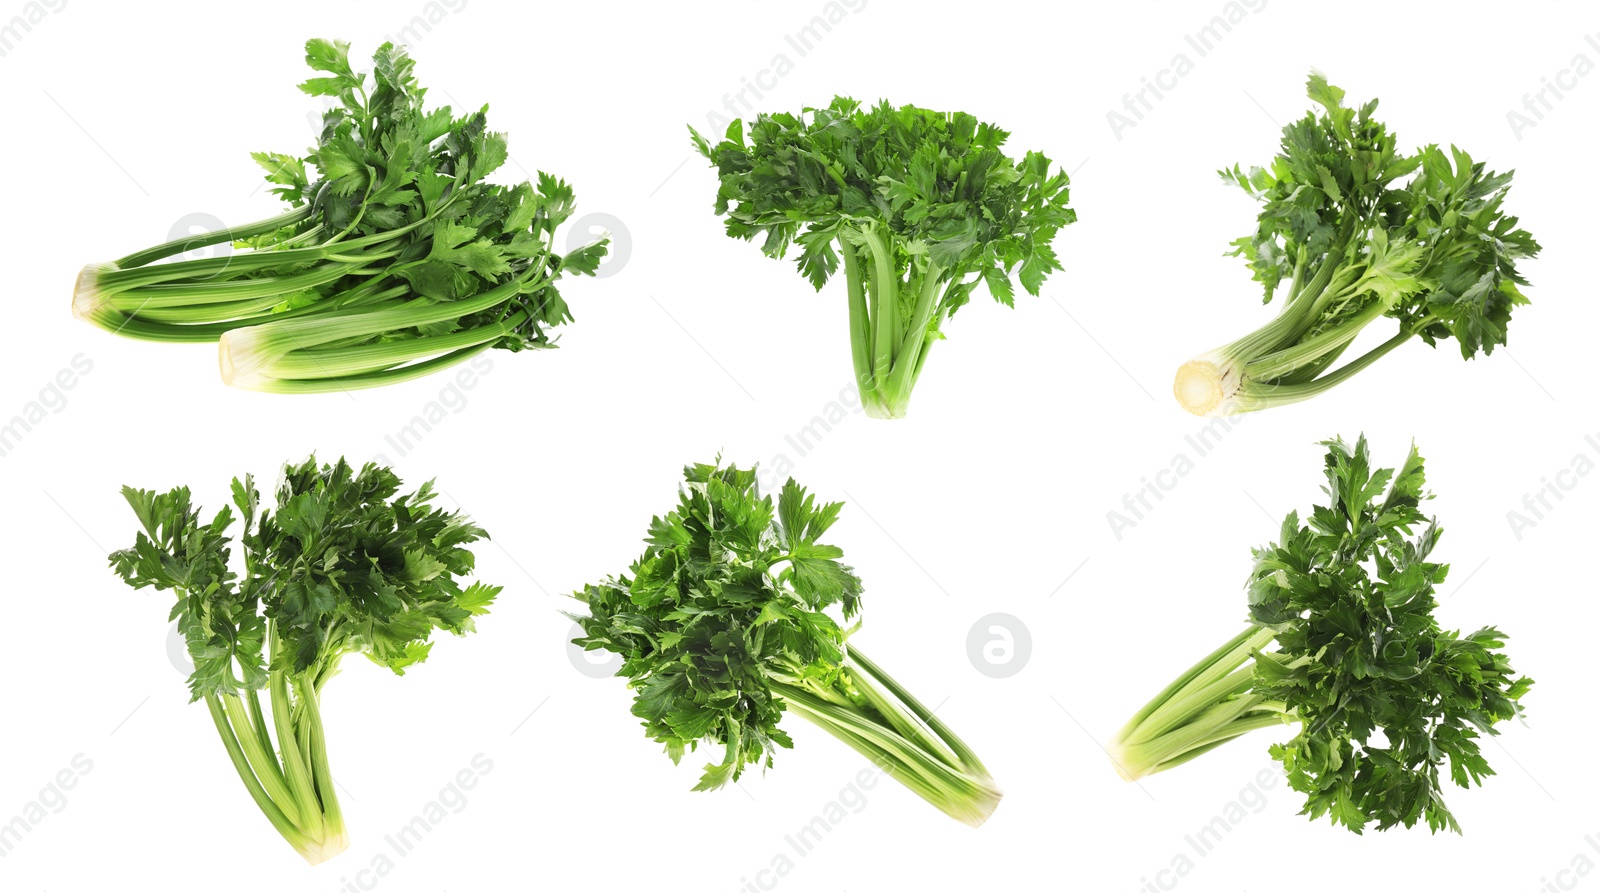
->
[1,1,1594,891]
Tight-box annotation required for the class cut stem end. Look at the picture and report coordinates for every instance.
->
[860,390,909,420]
[1111,750,1141,783]
[295,825,350,865]
[218,328,274,391]
[954,778,1005,828]
[1174,359,1231,417]
[72,263,121,328]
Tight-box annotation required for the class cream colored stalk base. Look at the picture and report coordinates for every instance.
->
[71,263,119,325]
[297,827,350,865]
[1173,355,1241,417]
[218,327,273,391]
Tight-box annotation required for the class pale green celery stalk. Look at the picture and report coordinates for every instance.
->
[265,310,530,379]
[130,295,322,326]
[74,184,460,341]
[204,695,320,856]
[201,670,347,862]
[237,344,498,394]
[293,674,347,860]
[883,259,945,403]
[72,251,391,341]
[269,668,324,844]
[841,242,878,409]
[72,282,408,345]
[859,225,899,396]
[839,227,953,419]
[94,229,403,295]
[219,694,303,827]
[187,530,346,864]
[217,271,542,392]
[91,185,434,295]
[130,276,412,327]
[771,648,1002,827]
[113,203,316,270]
[1109,625,1294,780]
[1170,222,1430,416]
[1213,330,1416,413]
[1242,299,1394,381]
[221,273,529,358]
[103,256,392,310]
